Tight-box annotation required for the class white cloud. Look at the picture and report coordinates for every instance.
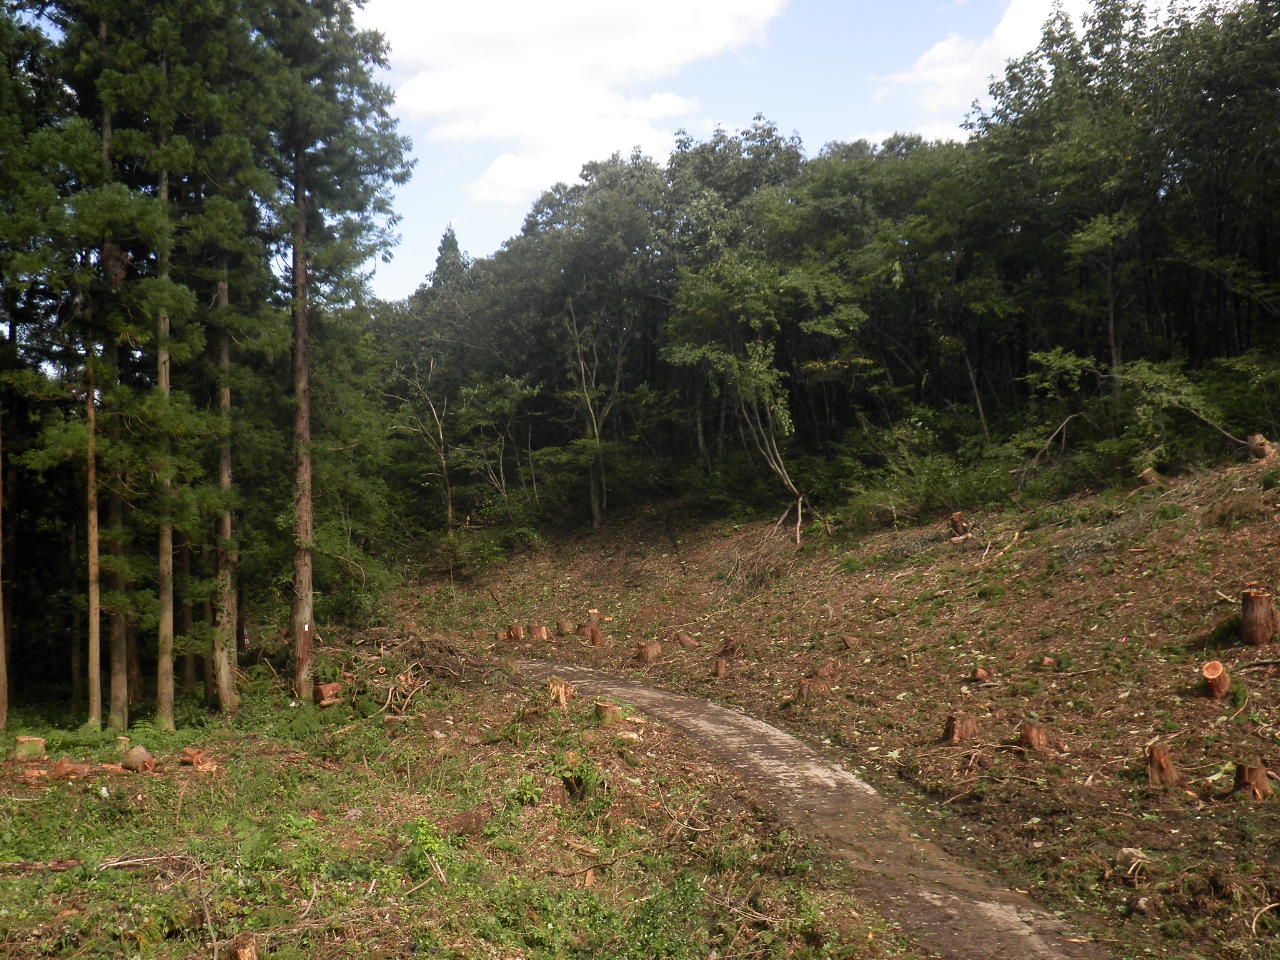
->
[877,0,1093,125]
[357,0,787,209]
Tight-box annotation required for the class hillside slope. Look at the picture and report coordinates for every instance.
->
[430,459,1280,960]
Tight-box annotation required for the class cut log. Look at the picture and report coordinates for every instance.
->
[555,619,575,636]
[179,747,206,767]
[51,756,93,780]
[594,701,623,726]
[589,625,606,647]
[948,511,970,537]
[1017,722,1061,753]
[1241,589,1278,646]
[1145,744,1183,788]
[674,631,698,651]
[796,677,831,701]
[315,681,344,707]
[1201,660,1232,700]
[712,657,729,679]
[635,640,662,665]
[505,623,526,644]
[122,745,156,773]
[1247,433,1278,460]
[11,736,46,762]
[1233,763,1274,801]
[530,625,550,643]
[942,714,979,744]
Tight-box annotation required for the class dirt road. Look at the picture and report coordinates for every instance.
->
[516,660,1109,960]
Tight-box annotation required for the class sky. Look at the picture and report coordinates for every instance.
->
[353,0,1095,301]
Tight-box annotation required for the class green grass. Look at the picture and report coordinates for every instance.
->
[1,676,924,960]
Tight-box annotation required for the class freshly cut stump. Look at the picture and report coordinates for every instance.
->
[1145,744,1183,788]
[796,677,831,701]
[530,624,550,642]
[712,657,729,679]
[595,701,623,725]
[589,625,606,647]
[11,736,46,762]
[1018,723,1061,753]
[1233,763,1274,801]
[555,619,575,636]
[943,714,980,745]
[1241,589,1278,646]
[506,623,526,643]
[1201,660,1231,700]
[635,640,662,665]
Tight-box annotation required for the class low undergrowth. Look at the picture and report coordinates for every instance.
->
[0,662,924,959]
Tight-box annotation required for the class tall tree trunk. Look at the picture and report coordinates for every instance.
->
[107,483,127,731]
[180,536,196,695]
[86,359,102,730]
[0,409,7,731]
[290,151,315,702]
[213,263,239,711]
[155,162,175,731]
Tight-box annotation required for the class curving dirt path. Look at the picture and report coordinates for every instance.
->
[516,660,1109,960]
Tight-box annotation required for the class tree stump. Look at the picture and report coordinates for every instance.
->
[594,701,623,726]
[548,677,574,709]
[589,625,606,647]
[229,933,259,960]
[1017,722,1060,753]
[1145,744,1183,788]
[796,677,831,701]
[555,619,575,636]
[841,635,859,650]
[1201,660,1232,700]
[11,736,46,762]
[1233,763,1274,800]
[948,511,970,537]
[576,624,591,637]
[814,659,838,681]
[1040,656,1058,670]
[315,681,344,707]
[942,714,979,744]
[1247,433,1278,460]
[712,657,729,679]
[506,623,526,643]
[635,640,661,665]
[530,624,550,642]
[587,608,601,625]
[1241,589,1278,646]
[970,666,992,683]
[719,637,738,657]
[122,745,156,773]
[674,631,698,651]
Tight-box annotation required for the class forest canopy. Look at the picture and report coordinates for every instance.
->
[1,0,1277,728]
